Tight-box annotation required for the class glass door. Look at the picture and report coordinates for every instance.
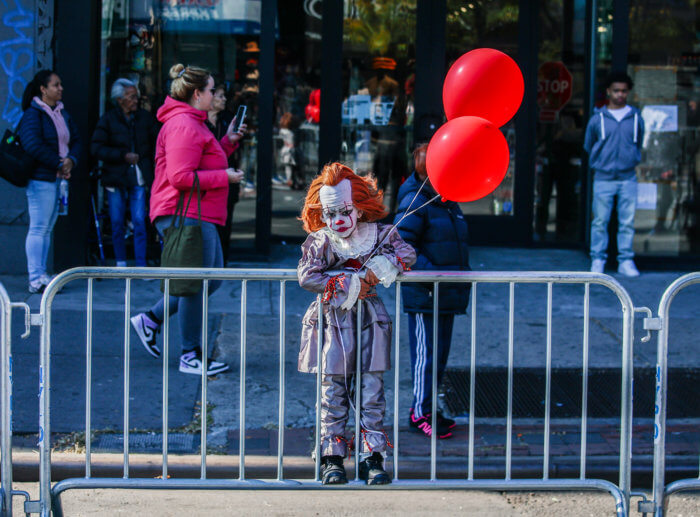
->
[340,0,417,214]
[533,0,589,244]
[627,0,700,256]
[446,0,520,219]
[268,1,322,241]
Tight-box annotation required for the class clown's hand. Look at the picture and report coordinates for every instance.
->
[365,256,400,288]
[364,269,380,286]
[359,278,374,299]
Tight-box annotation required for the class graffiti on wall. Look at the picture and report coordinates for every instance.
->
[0,0,35,127]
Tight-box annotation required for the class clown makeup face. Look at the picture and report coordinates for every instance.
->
[320,179,361,238]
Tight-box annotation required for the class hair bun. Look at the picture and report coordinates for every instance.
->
[169,64,185,80]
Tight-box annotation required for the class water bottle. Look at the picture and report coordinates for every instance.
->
[58,179,69,216]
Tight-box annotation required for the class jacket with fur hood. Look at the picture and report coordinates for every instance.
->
[149,96,238,225]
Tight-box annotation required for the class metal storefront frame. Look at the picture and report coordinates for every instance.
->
[28,268,636,516]
[650,272,700,516]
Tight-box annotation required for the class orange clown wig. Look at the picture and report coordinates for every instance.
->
[300,162,388,234]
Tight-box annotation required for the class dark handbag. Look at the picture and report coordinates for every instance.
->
[159,174,203,297]
[0,123,33,187]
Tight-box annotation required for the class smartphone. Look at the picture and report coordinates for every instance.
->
[232,105,247,132]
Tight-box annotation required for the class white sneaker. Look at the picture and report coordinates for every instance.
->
[179,350,229,376]
[590,259,605,273]
[617,260,640,277]
[28,279,45,294]
[38,274,56,286]
[130,313,161,357]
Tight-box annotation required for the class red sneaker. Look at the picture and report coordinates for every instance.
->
[408,409,452,439]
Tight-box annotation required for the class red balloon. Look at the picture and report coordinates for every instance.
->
[443,48,524,127]
[426,116,510,202]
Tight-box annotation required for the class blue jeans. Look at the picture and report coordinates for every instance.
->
[107,186,147,266]
[408,313,454,418]
[590,178,637,262]
[25,179,60,282]
[149,216,223,353]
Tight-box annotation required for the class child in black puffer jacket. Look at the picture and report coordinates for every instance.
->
[394,143,471,439]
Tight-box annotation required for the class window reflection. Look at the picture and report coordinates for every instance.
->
[269,2,322,239]
[628,1,700,256]
[341,0,416,213]
[533,0,587,243]
[100,0,263,249]
[446,0,519,217]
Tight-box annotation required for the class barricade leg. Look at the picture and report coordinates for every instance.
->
[50,492,64,517]
[0,287,32,517]
[1,283,12,517]
[651,272,700,516]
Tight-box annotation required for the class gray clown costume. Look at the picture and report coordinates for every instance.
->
[298,222,416,457]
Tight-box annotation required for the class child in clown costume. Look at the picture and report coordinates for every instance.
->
[298,162,416,485]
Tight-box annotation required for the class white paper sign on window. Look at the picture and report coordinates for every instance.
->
[637,182,658,210]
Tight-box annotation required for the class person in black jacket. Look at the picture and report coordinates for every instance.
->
[205,83,243,263]
[393,143,471,439]
[372,96,408,213]
[18,69,81,293]
[91,78,158,266]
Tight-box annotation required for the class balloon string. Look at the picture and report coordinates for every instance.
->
[399,176,430,220]
[359,190,440,272]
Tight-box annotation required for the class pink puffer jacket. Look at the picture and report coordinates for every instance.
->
[149,96,238,226]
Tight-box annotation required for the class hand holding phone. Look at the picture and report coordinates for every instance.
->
[232,105,247,132]
[227,105,247,144]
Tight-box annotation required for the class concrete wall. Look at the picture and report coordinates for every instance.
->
[0,0,53,274]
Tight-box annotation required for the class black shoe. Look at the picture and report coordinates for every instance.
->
[437,411,456,430]
[358,452,390,485]
[320,455,347,485]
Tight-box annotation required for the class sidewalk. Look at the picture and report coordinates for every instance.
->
[1,245,698,483]
[17,480,700,517]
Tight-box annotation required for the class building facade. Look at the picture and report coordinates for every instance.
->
[1,0,698,272]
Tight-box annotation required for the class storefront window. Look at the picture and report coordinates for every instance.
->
[99,0,264,249]
[269,2,322,239]
[340,0,416,213]
[596,0,613,64]
[629,1,700,256]
[446,0,518,217]
[533,0,587,243]
[100,1,262,114]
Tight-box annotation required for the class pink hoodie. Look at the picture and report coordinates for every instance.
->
[149,96,238,226]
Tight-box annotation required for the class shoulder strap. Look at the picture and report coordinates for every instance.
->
[168,173,201,229]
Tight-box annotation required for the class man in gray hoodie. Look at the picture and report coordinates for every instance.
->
[584,72,644,277]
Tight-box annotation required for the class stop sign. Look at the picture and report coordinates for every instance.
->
[537,62,572,120]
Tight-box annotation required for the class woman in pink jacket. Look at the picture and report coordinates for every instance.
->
[131,64,245,376]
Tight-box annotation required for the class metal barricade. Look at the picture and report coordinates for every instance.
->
[0,281,10,517]
[1,282,31,517]
[30,268,636,516]
[650,272,700,516]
